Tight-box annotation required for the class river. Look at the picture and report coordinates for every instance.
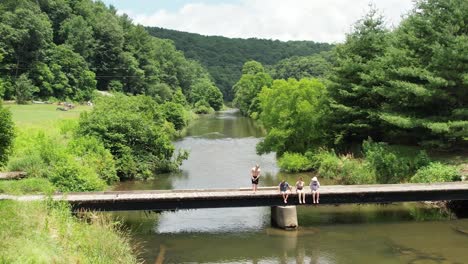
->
[114,109,468,264]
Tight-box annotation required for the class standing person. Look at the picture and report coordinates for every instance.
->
[310,176,320,204]
[295,177,305,204]
[278,179,292,204]
[251,164,261,193]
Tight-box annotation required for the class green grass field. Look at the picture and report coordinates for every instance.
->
[4,103,91,126]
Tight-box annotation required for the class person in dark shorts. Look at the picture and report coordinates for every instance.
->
[251,164,261,193]
[278,179,292,204]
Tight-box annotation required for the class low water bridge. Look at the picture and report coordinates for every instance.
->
[2,182,468,211]
[3,182,467,229]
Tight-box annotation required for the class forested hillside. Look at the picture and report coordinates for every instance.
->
[0,0,223,110]
[146,27,333,100]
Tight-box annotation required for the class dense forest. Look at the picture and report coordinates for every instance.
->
[147,27,334,100]
[0,0,223,111]
[233,0,467,184]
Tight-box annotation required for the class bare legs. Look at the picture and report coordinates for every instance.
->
[252,183,258,193]
[282,192,289,204]
[297,190,305,204]
[312,191,320,204]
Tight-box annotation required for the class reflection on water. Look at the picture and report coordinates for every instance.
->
[113,110,468,264]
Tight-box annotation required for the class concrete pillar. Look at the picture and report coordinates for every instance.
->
[271,206,298,230]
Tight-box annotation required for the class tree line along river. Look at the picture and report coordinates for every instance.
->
[113,109,468,264]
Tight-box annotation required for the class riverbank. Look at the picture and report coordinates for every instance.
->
[0,103,141,262]
[0,200,138,263]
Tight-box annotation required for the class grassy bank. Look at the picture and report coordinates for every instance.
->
[0,104,140,263]
[4,103,91,126]
[0,200,138,264]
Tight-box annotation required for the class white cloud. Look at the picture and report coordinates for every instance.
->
[127,0,414,43]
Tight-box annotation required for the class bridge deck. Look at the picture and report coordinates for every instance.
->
[1,182,468,211]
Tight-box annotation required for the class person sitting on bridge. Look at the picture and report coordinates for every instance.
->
[251,164,261,193]
[279,179,292,204]
[310,176,320,204]
[296,177,305,204]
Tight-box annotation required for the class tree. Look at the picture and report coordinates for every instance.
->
[190,78,224,111]
[0,7,53,78]
[0,102,14,167]
[257,78,327,155]
[233,61,273,117]
[15,74,38,104]
[326,8,390,148]
[161,102,188,130]
[375,0,468,149]
[272,52,332,80]
[77,94,185,179]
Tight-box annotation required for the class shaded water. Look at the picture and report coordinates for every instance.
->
[114,109,468,263]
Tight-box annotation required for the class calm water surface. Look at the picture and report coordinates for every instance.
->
[114,109,468,264]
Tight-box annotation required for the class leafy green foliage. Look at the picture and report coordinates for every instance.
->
[307,149,376,184]
[0,102,14,167]
[0,0,223,105]
[326,9,390,147]
[15,74,38,104]
[411,162,460,183]
[0,178,55,195]
[277,152,312,172]
[6,128,111,192]
[160,101,189,131]
[193,100,214,114]
[271,52,333,80]
[77,94,185,179]
[190,78,223,111]
[233,61,272,117]
[147,27,334,100]
[363,140,430,183]
[257,78,327,155]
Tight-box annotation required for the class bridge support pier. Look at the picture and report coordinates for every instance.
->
[271,206,298,230]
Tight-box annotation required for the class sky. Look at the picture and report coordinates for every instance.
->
[100,0,415,43]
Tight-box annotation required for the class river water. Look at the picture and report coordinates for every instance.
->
[114,109,468,264]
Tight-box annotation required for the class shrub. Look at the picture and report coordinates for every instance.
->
[160,102,188,130]
[68,136,118,184]
[77,94,185,179]
[363,140,429,183]
[193,100,214,114]
[410,162,460,183]
[278,152,312,172]
[340,158,376,185]
[49,158,106,192]
[0,103,14,167]
[312,149,342,179]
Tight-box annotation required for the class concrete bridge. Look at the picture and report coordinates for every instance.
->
[2,182,468,229]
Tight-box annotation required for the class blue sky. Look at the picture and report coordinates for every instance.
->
[99,0,414,43]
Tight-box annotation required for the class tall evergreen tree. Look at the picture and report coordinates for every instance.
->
[327,9,390,147]
[377,0,468,149]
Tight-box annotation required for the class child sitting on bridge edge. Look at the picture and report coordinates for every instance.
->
[310,176,320,204]
[279,179,292,204]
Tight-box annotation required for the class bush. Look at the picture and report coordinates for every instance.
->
[363,140,430,183]
[77,94,185,179]
[340,158,376,185]
[312,149,342,179]
[0,103,15,167]
[410,162,460,183]
[68,136,118,184]
[7,127,115,192]
[278,152,312,172]
[49,159,106,192]
[193,100,214,114]
[160,102,188,130]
